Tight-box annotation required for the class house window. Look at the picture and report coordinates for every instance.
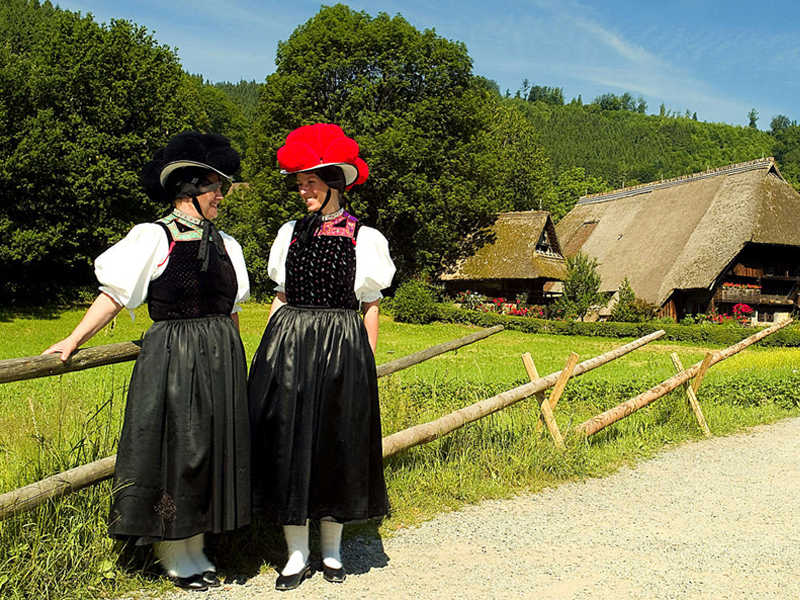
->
[535,230,561,257]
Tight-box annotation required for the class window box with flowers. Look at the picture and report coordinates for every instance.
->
[717,282,761,303]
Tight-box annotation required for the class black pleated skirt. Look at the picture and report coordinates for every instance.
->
[108,316,251,543]
[248,305,388,525]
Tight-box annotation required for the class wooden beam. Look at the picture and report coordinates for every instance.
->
[0,326,506,519]
[671,353,712,437]
[521,353,548,411]
[522,353,563,448]
[691,352,714,394]
[382,330,666,458]
[0,456,116,520]
[376,325,504,378]
[0,342,142,384]
[575,319,792,438]
[0,325,505,385]
[547,352,579,412]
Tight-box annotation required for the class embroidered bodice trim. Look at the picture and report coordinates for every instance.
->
[158,209,204,241]
[316,211,358,239]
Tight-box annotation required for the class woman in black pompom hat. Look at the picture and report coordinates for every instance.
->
[44,132,251,591]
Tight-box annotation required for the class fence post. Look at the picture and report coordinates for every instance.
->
[692,352,714,394]
[522,353,563,448]
[670,353,712,437]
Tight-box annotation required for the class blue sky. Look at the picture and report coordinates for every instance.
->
[54,0,800,128]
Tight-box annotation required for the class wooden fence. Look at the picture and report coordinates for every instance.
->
[0,325,503,520]
[0,318,790,520]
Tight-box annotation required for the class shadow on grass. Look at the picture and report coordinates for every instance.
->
[0,306,68,323]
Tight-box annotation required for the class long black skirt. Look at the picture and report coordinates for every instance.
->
[248,305,388,526]
[108,316,251,543]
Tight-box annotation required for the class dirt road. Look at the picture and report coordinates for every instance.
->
[166,418,800,599]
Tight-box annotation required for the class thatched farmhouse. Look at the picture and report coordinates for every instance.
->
[441,211,567,303]
[556,158,800,322]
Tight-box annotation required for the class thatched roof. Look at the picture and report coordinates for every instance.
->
[555,158,800,306]
[441,211,567,281]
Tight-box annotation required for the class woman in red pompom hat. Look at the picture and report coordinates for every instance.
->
[248,124,394,590]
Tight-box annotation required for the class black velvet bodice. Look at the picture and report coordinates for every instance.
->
[284,216,361,310]
[147,222,237,321]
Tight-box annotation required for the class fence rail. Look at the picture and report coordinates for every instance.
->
[0,325,504,520]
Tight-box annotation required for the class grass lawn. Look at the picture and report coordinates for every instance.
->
[1,304,798,599]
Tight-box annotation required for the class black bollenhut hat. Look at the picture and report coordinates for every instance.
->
[141,132,240,202]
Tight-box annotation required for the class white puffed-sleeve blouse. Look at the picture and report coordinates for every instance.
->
[94,223,250,314]
[268,220,395,303]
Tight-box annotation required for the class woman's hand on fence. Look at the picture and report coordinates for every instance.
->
[41,293,123,362]
[42,336,80,362]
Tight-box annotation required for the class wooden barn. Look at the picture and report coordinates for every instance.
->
[440,211,567,303]
[556,158,800,322]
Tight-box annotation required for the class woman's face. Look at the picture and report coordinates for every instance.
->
[194,172,224,220]
[296,172,332,213]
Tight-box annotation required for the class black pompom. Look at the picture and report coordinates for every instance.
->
[163,133,206,164]
[140,132,241,202]
[141,159,165,202]
[206,146,240,177]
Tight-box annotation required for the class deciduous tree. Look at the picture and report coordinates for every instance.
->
[551,251,604,321]
[234,4,551,293]
[0,0,204,300]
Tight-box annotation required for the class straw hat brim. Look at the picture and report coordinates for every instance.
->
[280,162,359,186]
[159,160,234,188]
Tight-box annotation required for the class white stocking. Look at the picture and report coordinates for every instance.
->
[320,520,343,569]
[186,533,215,573]
[153,538,199,578]
[281,522,310,576]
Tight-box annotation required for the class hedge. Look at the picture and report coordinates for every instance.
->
[435,306,800,347]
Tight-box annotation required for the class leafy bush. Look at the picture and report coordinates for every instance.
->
[378,295,394,316]
[436,306,800,347]
[392,280,440,324]
[454,290,486,311]
[610,276,658,322]
[701,374,800,409]
[551,251,605,321]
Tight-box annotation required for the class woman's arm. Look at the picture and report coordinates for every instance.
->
[42,293,123,361]
[362,299,380,355]
[267,292,287,323]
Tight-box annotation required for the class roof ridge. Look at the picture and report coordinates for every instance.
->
[578,157,776,205]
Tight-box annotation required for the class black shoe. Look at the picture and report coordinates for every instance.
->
[202,571,221,587]
[322,563,346,583]
[171,573,209,591]
[275,563,312,591]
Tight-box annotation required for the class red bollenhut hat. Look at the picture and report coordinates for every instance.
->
[277,123,369,189]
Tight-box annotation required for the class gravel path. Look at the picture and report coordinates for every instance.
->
[160,418,800,599]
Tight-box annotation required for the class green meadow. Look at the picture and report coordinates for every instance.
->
[1,305,799,599]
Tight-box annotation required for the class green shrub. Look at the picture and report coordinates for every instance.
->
[379,295,394,316]
[392,280,440,324]
[551,251,604,320]
[435,306,800,347]
[610,277,659,322]
[701,374,800,408]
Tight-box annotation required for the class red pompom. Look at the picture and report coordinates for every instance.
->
[278,123,368,187]
[277,143,321,173]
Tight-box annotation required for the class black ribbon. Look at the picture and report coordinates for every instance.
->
[198,220,228,271]
[192,196,228,271]
[293,188,332,251]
